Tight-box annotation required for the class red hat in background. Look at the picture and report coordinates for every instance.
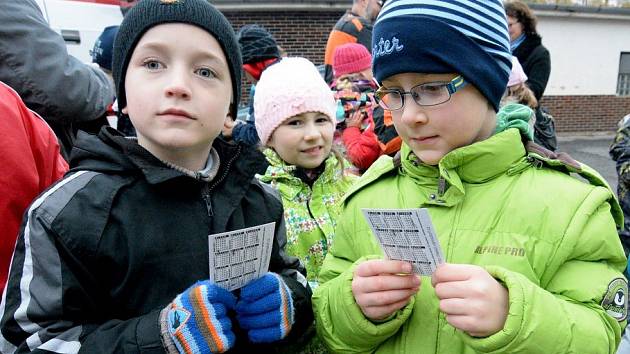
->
[333,43,372,78]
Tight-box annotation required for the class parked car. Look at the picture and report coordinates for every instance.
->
[33,0,125,64]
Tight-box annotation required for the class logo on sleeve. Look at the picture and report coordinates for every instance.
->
[601,278,628,321]
[168,307,191,334]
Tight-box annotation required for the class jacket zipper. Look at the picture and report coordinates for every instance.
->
[305,193,329,254]
[437,176,447,197]
[436,200,463,353]
[201,145,242,216]
[202,184,214,216]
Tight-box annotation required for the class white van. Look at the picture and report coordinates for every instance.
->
[34,0,125,64]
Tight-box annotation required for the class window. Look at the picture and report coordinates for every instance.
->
[618,52,630,96]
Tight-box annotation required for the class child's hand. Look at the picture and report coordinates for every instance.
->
[162,280,236,353]
[235,273,294,343]
[346,109,364,128]
[431,264,508,337]
[352,259,420,321]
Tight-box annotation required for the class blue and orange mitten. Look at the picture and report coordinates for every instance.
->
[235,272,295,343]
[160,280,237,354]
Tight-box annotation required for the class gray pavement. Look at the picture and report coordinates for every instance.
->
[557,133,618,192]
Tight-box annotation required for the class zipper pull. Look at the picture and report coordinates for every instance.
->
[202,192,214,216]
[437,177,447,196]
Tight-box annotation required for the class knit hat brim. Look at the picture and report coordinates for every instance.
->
[256,93,337,146]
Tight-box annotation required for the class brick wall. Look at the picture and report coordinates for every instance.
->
[223,9,630,133]
[223,10,344,105]
[541,95,630,133]
[224,11,342,64]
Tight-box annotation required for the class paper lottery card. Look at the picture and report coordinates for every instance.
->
[208,222,275,291]
[362,208,444,276]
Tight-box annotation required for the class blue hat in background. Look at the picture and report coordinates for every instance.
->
[91,25,119,71]
[372,0,512,112]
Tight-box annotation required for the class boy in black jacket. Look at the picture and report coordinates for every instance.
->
[0,0,312,353]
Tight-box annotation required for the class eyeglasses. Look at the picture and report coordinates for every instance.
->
[374,76,468,111]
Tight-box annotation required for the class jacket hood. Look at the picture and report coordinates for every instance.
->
[69,127,139,175]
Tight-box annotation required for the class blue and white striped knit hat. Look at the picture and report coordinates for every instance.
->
[372,0,512,112]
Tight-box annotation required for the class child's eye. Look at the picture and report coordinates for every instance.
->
[421,84,445,93]
[286,119,303,126]
[143,60,163,70]
[195,67,216,78]
[316,116,331,124]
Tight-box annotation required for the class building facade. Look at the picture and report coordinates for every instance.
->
[534,4,630,132]
[215,1,630,133]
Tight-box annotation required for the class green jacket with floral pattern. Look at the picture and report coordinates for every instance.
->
[258,149,357,286]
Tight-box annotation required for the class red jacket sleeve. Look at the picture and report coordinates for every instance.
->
[341,124,382,171]
[0,81,68,293]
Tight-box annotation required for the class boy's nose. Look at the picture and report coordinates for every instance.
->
[400,102,428,126]
[164,73,192,100]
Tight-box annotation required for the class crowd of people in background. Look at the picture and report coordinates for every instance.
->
[1,0,629,353]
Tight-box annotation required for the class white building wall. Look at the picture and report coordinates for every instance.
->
[535,12,630,95]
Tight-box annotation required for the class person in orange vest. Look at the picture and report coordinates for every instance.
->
[323,0,384,84]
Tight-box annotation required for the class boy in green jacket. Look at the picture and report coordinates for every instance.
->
[312,1,628,353]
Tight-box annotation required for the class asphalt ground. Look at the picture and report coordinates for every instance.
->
[557,133,618,192]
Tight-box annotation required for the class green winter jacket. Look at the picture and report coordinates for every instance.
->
[313,111,627,353]
[259,149,357,285]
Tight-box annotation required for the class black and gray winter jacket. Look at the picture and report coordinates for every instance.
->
[0,127,312,353]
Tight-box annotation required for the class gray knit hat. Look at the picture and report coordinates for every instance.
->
[113,0,242,115]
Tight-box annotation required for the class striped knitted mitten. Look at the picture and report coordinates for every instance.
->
[235,272,295,343]
[161,280,236,354]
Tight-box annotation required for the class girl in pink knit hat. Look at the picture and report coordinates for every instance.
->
[501,56,538,111]
[501,57,538,131]
[254,57,357,294]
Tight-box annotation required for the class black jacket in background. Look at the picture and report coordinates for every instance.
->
[0,127,313,353]
[512,33,551,101]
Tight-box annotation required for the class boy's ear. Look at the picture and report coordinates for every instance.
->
[121,106,128,114]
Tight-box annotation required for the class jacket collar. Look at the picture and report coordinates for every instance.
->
[513,33,543,61]
[93,127,266,188]
[343,128,526,207]
[399,129,525,206]
[259,148,343,200]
